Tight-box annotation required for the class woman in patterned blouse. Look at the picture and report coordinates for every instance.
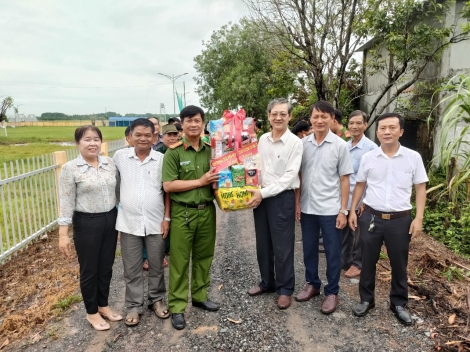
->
[58,125,122,331]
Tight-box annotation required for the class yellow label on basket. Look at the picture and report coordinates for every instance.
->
[214,186,260,212]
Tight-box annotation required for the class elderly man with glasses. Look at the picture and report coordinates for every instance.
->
[246,98,303,310]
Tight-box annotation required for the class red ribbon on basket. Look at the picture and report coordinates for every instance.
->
[223,108,245,163]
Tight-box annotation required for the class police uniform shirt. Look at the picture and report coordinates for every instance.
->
[337,127,352,141]
[162,138,213,205]
[356,145,429,212]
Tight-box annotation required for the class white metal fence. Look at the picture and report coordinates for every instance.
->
[0,138,127,263]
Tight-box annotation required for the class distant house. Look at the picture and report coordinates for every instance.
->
[357,0,470,164]
[108,117,143,127]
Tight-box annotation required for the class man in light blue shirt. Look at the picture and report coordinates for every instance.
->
[295,100,353,315]
[341,111,378,278]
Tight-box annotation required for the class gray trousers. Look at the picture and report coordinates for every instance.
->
[121,232,166,313]
[253,190,295,296]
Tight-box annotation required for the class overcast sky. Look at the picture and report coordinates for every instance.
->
[0,0,247,116]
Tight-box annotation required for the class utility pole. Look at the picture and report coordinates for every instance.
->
[157,72,188,116]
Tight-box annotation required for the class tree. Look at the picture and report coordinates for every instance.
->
[361,0,470,126]
[243,0,470,122]
[194,19,297,123]
[243,0,371,109]
[0,96,14,123]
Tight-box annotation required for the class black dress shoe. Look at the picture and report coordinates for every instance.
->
[171,313,186,330]
[192,300,220,312]
[390,305,412,326]
[352,300,375,317]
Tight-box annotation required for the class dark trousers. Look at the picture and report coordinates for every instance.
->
[300,214,341,295]
[341,212,362,269]
[73,208,118,314]
[358,210,411,306]
[253,190,295,296]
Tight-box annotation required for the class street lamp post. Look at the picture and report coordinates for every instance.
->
[16,104,23,126]
[157,72,188,116]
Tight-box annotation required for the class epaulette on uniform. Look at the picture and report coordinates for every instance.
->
[169,141,183,149]
[204,141,211,147]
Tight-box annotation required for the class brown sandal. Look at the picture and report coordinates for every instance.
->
[125,311,140,326]
[150,300,170,319]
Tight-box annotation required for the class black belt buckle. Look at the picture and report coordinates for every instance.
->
[197,204,206,210]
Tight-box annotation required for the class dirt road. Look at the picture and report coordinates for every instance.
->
[20,209,432,352]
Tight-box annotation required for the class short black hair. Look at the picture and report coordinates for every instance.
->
[124,126,131,137]
[74,125,102,143]
[376,112,405,130]
[204,129,210,135]
[255,121,262,129]
[348,110,368,123]
[167,118,176,124]
[291,120,310,135]
[130,118,155,134]
[180,105,205,122]
[334,109,343,124]
[309,100,335,116]
[174,123,183,131]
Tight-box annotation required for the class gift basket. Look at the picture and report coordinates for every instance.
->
[209,109,261,212]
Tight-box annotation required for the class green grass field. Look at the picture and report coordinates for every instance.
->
[0,126,127,164]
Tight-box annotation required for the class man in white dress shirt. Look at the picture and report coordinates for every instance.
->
[246,98,303,310]
[113,118,171,326]
[349,112,428,325]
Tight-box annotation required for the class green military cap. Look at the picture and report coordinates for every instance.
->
[162,124,178,134]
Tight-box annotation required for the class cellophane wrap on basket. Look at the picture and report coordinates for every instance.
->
[215,186,260,212]
[210,108,260,212]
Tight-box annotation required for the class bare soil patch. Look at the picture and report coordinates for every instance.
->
[0,229,79,349]
[384,235,470,351]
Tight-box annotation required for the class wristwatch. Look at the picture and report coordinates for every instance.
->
[164,217,171,222]
[339,209,349,216]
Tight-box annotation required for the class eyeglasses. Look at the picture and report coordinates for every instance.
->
[269,112,289,118]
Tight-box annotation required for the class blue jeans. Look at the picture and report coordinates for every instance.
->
[300,213,342,295]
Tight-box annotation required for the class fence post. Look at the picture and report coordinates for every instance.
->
[101,142,109,157]
[53,151,68,216]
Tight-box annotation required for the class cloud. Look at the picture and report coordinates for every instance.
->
[0,0,247,115]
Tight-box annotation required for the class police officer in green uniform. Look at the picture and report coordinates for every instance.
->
[162,105,220,330]
[330,109,352,142]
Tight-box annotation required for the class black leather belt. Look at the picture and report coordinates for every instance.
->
[173,201,211,210]
[364,205,411,220]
